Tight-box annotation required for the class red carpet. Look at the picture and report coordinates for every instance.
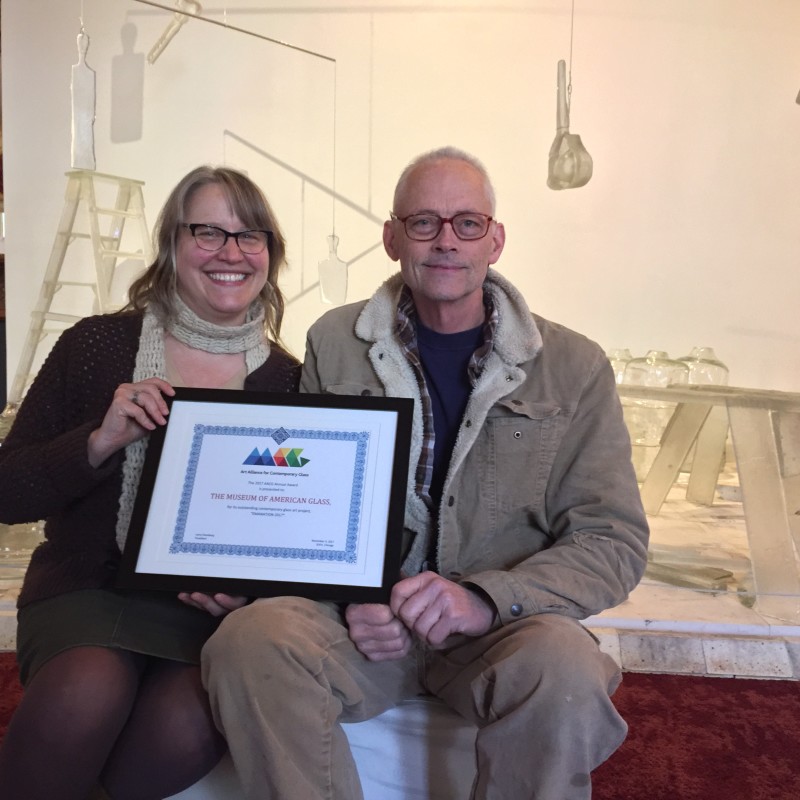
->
[0,652,22,745]
[592,669,800,800]
[0,651,798,798]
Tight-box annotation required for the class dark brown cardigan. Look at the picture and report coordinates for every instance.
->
[0,311,300,608]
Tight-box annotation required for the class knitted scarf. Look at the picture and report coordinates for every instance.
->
[115,296,270,551]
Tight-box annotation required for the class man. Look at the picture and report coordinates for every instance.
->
[202,147,649,799]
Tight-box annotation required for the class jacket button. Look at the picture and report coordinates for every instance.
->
[512,399,522,406]
[514,430,522,439]
[510,603,523,616]
[465,420,472,428]
[361,389,372,396]
[447,496,455,507]
[505,375,513,382]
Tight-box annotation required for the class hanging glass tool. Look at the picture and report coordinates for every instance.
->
[147,0,203,64]
[547,0,593,190]
[318,234,347,305]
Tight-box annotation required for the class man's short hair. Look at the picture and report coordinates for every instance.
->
[392,146,497,214]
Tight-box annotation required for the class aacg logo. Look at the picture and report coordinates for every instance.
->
[243,447,310,467]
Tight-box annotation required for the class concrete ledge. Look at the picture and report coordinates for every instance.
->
[3,579,799,679]
[587,624,800,680]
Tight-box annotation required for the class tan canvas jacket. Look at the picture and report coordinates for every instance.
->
[300,270,649,625]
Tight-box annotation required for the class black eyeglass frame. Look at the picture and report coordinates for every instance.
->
[390,212,495,242]
[181,223,273,254]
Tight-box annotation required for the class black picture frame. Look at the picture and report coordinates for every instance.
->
[117,388,413,603]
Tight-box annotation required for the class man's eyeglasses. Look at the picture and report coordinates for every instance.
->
[390,212,494,242]
[182,223,272,255]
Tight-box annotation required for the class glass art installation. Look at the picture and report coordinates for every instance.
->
[606,347,633,385]
[622,350,689,480]
[318,234,348,306]
[678,346,729,386]
[71,29,97,171]
[147,0,203,64]
[547,59,593,190]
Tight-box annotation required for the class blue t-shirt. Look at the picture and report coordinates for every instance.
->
[416,321,484,508]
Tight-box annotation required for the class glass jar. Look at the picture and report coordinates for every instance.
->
[678,346,729,386]
[622,351,689,481]
[623,350,690,389]
[606,348,633,385]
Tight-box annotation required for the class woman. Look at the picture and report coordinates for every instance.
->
[0,166,300,799]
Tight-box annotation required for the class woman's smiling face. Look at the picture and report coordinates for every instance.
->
[175,183,270,326]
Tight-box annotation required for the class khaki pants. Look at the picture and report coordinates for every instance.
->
[201,597,626,800]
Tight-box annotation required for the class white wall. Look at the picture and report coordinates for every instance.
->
[3,0,800,391]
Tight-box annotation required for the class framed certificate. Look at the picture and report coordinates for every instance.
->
[117,388,413,603]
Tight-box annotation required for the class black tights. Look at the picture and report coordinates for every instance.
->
[0,646,226,800]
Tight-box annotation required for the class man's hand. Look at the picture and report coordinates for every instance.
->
[345,603,413,662]
[178,592,248,618]
[389,571,496,648]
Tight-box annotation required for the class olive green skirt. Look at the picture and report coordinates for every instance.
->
[16,588,222,686]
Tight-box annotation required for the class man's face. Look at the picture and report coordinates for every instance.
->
[383,158,505,332]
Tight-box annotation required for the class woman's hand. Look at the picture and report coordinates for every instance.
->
[87,378,175,467]
[178,592,249,618]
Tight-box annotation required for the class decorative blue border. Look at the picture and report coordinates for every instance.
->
[168,426,368,563]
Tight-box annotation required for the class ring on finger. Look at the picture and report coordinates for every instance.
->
[131,390,141,405]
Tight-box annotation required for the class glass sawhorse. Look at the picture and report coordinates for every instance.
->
[618,384,800,623]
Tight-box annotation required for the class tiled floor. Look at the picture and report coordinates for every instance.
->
[2,475,799,679]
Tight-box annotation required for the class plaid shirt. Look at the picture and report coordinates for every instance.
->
[395,285,499,510]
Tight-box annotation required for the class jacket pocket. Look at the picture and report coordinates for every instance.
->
[484,402,565,516]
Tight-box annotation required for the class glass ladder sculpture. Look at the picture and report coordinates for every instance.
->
[3,170,153,413]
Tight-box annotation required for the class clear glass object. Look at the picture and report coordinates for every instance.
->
[147,0,203,65]
[318,234,347,305]
[622,350,690,480]
[71,30,97,171]
[624,350,690,390]
[678,346,729,386]
[675,347,729,474]
[547,60,593,190]
[607,347,633,385]
[0,404,18,441]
